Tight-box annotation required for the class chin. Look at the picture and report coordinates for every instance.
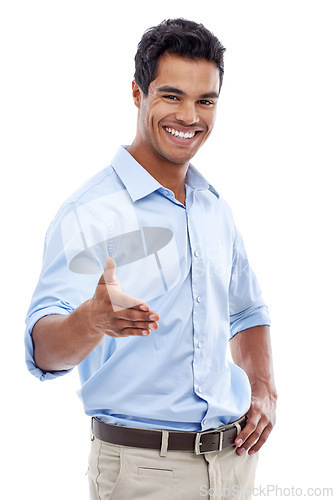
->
[160,149,197,165]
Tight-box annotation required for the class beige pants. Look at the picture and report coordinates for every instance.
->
[88,436,259,500]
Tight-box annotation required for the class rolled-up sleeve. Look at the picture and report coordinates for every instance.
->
[229,227,271,337]
[25,202,109,380]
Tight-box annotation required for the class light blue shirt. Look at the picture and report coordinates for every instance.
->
[25,146,270,431]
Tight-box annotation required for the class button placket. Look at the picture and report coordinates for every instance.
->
[187,207,207,406]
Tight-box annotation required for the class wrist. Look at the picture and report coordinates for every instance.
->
[69,300,105,341]
[250,378,278,401]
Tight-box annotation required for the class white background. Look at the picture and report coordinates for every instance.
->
[1,0,334,498]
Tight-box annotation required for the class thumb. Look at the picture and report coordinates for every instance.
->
[96,256,149,312]
[98,256,119,287]
[104,256,118,285]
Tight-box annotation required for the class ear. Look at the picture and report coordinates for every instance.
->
[132,80,142,110]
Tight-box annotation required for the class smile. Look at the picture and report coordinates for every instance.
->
[164,127,197,139]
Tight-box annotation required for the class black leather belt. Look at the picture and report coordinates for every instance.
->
[91,416,247,455]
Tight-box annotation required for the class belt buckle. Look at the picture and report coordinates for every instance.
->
[194,428,224,455]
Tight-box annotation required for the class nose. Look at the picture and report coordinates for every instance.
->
[175,101,200,126]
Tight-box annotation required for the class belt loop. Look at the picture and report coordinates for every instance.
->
[234,421,241,435]
[91,418,94,441]
[160,430,169,457]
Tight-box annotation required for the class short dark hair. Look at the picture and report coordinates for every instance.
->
[134,18,226,95]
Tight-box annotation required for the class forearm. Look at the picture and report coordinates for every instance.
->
[230,325,277,399]
[230,325,277,454]
[32,301,104,372]
[31,257,160,373]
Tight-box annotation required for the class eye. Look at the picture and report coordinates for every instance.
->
[163,95,179,101]
[198,100,214,106]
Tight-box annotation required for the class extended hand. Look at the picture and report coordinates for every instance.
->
[86,256,159,337]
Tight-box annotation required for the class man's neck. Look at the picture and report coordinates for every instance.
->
[127,143,188,205]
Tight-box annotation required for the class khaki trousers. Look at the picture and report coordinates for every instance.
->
[88,435,259,500]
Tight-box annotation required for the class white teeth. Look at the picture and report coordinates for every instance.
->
[165,127,196,139]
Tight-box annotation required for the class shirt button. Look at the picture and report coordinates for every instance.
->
[194,251,200,258]
[163,190,170,196]
[198,386,202,393]
[197,342,202,349]
[197,296,201,303]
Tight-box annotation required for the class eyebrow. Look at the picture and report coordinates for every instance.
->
[157,86,219,100]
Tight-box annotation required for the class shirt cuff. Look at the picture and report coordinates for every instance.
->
[230,305,271,338]
[25,307,74,381]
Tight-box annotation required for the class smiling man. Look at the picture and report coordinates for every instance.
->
[128,53,220,198]
[25,19,277,499]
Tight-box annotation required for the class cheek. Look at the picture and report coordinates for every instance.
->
[147,105,169,135]
[203,111,217,135]
[207,109,217,126]
[152,102,169,122]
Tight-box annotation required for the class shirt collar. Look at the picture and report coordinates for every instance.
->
[110,146,220,202]
[185,164,220,199]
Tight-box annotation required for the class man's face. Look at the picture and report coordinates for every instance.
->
[133,53,220,166]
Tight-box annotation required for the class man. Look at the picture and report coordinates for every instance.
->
[25,18,277,499]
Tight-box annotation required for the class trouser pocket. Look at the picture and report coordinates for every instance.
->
[87,438,122,500]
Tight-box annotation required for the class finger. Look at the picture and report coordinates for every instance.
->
[132,304,150,311]
[121,327,152,337]
[114,317,159,331]
[236,422,263,455]
[235,416,259,455]
[106,327,151,338]
[248,425,273,455]
[235,419,256,449]
[110,290,149,311]
[117,308,160,322]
